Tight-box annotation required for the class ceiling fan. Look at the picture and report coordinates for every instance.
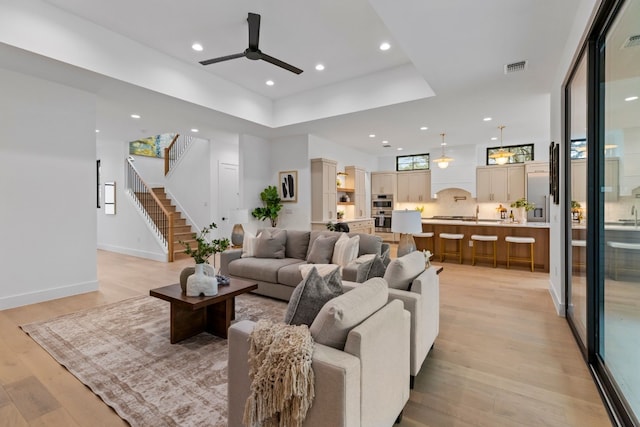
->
[199,13,303,75]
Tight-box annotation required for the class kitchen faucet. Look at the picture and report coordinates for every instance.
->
[475,205,479,223]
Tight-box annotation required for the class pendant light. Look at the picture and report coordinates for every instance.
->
[489,125,514,165]
[435,133,454,169]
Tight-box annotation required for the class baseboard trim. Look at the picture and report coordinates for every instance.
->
[548,279,565,317]
[97,244,167,262]
[0,280,98,310]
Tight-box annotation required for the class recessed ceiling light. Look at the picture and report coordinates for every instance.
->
[266,80,274,86]
[315,64,325,71]
[95,129,100,133]
[483,117,492,121]
[382,140,388,144]
[369,134,376,138]
[191,128,199,133]
[397,147,403,151]
[192,43,203,52]
[379,42,391,51]
[625,96,638,101]
[131,114,141,119]
[420,126,428,131]
[491,137,497,141]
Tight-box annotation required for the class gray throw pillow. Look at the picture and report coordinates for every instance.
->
[355,254,387,283]
[285,267,343,326]
[253,228,286,259]
[380,246,392,267]
[306,234,339,264]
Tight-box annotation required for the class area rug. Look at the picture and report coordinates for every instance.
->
[20,293,287,427]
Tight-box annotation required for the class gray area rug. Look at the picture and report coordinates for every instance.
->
[21,293,287,427]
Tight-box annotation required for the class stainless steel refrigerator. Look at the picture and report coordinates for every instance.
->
[527,172,549,222]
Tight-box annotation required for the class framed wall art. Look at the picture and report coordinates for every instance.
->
[278,170,297,202]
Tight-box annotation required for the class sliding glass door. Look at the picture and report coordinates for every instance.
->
[599,0,640,421]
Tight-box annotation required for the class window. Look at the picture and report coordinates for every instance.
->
[396,153,429,171]
[485,144,534,165]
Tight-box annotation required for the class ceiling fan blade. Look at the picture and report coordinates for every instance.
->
[199,52,246,66]
[247,13,260,51]
[259,52,304,74]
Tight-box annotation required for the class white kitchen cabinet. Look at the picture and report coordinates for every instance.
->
[371,172,397,196]
[476,165,524,203]
[345,165,367,218]
[571,158,619,202]
[397,171,431,203]
[311,158,337,222]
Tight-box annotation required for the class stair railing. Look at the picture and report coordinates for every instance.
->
[164,133,195,175]
[126,158,175,261]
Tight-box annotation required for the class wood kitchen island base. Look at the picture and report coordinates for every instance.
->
[418,221,550,272]
[150,279,258,343]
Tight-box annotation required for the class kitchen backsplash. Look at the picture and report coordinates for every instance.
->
[395,188,510,220]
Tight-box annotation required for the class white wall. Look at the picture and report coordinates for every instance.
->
[0,68,98,309]
[548,0,600,315]
[271,135,310,230]
[239,134,273,235]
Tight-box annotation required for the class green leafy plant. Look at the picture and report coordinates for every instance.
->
[179,222,230,264]
[252,185,283,227]
[571,200,582,210]
[510,197,535,211]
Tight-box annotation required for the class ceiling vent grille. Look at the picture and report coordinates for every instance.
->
[504,60,527,74]
[383,144,391,148]
[622,34,640,48]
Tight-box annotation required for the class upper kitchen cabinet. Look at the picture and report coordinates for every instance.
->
[311,158,337,222]
[571,158,619,202]
[345,165,366,218]
[371,172,397,196]
[397,171,431,203]
[476,165,524,203]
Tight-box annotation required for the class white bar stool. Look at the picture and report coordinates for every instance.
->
[439,233,464,263]
[471,234,498,267]
[414,232,434,253]
[505,236,535,272]
[606,241,640,280]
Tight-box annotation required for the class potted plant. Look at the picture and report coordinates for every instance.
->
[251,185,283,227]
[571,200,582,222]
[179,222,230,296]
[510,198,535,223]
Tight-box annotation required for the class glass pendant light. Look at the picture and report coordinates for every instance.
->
[489,125,514,165]
[435,133,454,169]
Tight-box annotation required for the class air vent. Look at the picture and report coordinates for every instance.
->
[622,34,640,48]
[383,144,391,148]
[504,60,527,74]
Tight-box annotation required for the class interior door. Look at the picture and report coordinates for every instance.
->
[218,162,239,242]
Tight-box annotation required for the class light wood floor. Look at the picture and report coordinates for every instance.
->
[0,250,612,426]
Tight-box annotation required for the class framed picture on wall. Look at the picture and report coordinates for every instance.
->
[278,170,297,202]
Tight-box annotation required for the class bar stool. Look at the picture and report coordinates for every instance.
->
[505,236,535,272]
[606,241,640,280]
[471,234,498,267]
[439,233,464,263]
[414,232,434,253]
[571,239,586,272]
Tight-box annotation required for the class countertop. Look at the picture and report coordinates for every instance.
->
[311,218,374,224]
[421,219,550,228]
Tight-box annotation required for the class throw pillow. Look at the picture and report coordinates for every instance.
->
[253,228,286,259]
[299,263,340,279]
[355,254,386,283]
[380,246,392,267]
[309,277,388,350]
[241,231,259,258]
[306,234,339,264]
[331,233,360,267]
[285,267,343,326]
[383,250,426,290]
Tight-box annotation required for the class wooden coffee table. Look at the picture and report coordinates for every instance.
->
[149,278,258,343]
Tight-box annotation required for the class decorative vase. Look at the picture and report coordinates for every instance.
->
[518,207,527,224]
[186,263,218,296]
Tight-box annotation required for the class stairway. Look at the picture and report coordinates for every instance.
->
[146,188,195,261]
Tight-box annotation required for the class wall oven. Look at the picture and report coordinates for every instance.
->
[372,194,394,231]
[372,194,394,209]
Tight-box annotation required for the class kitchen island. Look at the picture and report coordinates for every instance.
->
[417,219,550,272]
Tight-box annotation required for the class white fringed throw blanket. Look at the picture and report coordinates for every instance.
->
[243,320,315,427]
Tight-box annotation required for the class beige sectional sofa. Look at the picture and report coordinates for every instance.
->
[228,279,411,427]
[219,229,389,301]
